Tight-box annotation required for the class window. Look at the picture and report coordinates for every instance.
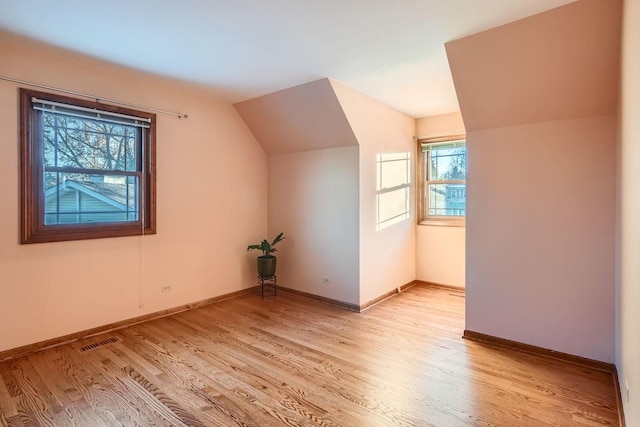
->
[20,89,156,243]
[418,137,466,224]
[376,152,411,230]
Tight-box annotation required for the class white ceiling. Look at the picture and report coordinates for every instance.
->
[0,0,576,118]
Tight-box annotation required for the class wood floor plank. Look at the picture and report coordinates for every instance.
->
[0,286,620,426]
[174,306,421,425]
[0,365,18,422]
[8,358,61,426]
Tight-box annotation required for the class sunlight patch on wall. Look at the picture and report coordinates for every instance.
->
[376,152,411,231]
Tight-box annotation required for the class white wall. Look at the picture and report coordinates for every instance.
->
[268,146,360,304]
[466,116,617,362]
[0,37,268,353]
[617,0,640,423]
[415,113,466,288]
[331,81,416,305]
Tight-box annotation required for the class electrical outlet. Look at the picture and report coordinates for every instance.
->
[161,285,173,293]
[625,380,630,403]
[322,277,330,285]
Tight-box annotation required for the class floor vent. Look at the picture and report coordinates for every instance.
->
[79,337,120,352]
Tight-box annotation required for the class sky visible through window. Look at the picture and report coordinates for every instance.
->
[43,111,140,224]
[426,145,466,217]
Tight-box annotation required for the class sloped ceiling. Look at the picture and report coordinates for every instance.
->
[445,0,621,131]
[234,79,358,155]
[0,0,578,118]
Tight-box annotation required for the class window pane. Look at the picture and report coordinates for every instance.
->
[430,147,466,181]
[43,112,138,172]
[428,183,466,216]
[44,172,139,225]
[21,89,156,244]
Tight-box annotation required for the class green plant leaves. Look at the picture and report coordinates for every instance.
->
[247,233,285,256]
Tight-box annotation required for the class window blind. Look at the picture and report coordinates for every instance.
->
[421,139,466,152]
[32,97,151,129]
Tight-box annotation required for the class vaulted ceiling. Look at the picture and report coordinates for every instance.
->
[0,0,576,118]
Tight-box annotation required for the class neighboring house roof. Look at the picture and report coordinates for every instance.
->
[44,180,133,211]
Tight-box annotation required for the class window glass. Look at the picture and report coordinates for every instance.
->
[427,183,466,217]
[419,139,466,223]
[44,174,139,225]
[43,113,139,172]
[20,88,156,243]
[429,146,466,181]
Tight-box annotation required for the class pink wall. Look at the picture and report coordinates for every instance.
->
[617,0,640,422]
[331,80,416,305]
[466,117,616,361]
[252,78,415,306]
[416,112,465,139]
[0,36,268,352]
[415,112,466,288]
[234,79,358,155]
[268,146,360,304]
[235,79,365,304]
[447,0,620,362]
[446,0,620,132]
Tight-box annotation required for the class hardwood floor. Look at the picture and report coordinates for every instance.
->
[0,286,619,426]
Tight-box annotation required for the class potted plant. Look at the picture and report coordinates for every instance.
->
[247,232,285,277]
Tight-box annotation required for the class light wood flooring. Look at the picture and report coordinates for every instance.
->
[0,286,620,426]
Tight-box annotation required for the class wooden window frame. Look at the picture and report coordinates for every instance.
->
[417,134,466,227]
[20,88,157,244]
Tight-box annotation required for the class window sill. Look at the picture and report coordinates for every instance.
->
[418,218,466,228]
